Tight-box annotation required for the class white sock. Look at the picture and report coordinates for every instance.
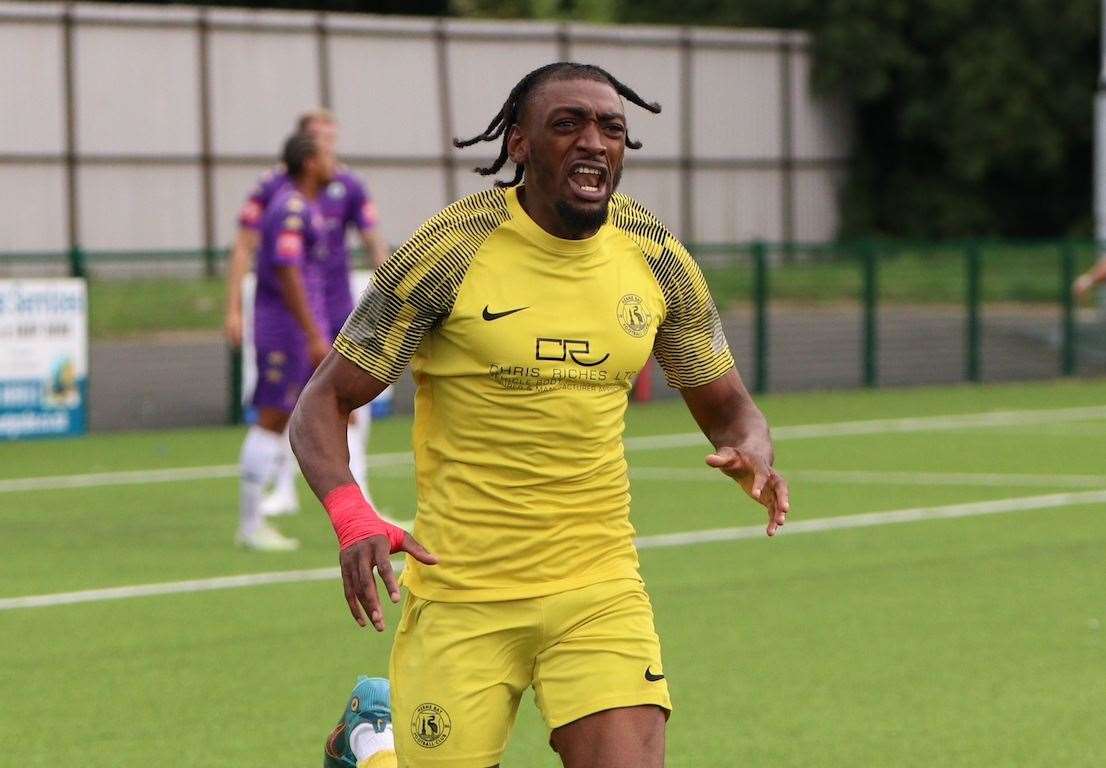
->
[349,723,394,762]
[348,405,372,503]
[239,426,283,536]
[270,429,298,501]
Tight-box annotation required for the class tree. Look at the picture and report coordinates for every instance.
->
[113,0,1099,236]
[622,0,1099,237]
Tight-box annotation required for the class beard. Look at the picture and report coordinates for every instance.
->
[554,198,609,236]
[552,165,623,238]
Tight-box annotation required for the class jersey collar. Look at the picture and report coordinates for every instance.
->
[505,186,607,256]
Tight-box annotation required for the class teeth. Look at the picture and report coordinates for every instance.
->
[573,167,601,175]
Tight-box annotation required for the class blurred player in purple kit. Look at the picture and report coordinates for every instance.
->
[225,110,389,520]
[235,132,334,551]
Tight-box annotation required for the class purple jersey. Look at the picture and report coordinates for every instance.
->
[254,187,328,348]
[319,170,376,329]
[239,166,376,333]
[237,165,287,230]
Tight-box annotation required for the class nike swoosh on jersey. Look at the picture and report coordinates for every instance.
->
[645,667,665,682]
[482,305,529,321]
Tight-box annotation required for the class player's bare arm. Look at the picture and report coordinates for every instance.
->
[681,368,790,536]
[223,227,259,346]
[361,228,390,269]
[1073,254,1106,299]
[291,353,437,631]
[275,264,329,366]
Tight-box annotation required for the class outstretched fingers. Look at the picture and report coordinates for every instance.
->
[706,447,791,537]
[402,532,439,566]
[764,472,791,537]
[376,554,400,605]
[338,533,438,631]
[338,537,393,631]
[748,461,771,501]
[355,551,385,631]
[341,559,367,627]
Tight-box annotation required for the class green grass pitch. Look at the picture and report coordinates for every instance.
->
[2,379,1105,766]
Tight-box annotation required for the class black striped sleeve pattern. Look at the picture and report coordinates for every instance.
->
[608,194,735,389]
[334,188,510,383]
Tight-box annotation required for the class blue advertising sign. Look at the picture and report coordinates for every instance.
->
[0,279,88,439]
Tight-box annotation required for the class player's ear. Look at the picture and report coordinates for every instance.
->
[507,124,528,166]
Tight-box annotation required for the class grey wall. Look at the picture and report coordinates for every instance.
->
[0,1,850,255]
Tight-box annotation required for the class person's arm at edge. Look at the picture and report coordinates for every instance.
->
[349,179,387,269]
[290,353,436,632]
[360,227,390,269]
[223,228,259,346]
[680,368,790,536]
[1073,255,1106,300]
[275,264,329,365]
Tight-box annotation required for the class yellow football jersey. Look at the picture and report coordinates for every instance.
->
[335,186,733,601]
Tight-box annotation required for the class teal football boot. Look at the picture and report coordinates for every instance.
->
[323,677,392,768]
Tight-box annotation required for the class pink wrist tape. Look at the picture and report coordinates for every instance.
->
[323,483,405,552]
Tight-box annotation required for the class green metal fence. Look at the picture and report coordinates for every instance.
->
[688,239,1103,395]
[1,240,1103,431]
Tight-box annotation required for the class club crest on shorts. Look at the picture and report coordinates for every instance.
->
[411,703,451,748]
[617,293,651,337]
[349,696,360,713]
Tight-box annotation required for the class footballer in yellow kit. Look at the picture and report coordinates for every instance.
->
[336,183,725,760]
[292,63,790,768]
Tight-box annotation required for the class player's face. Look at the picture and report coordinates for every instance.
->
[307,119,339,157]
[511,78,626,238]
[317,146,337,182]
[306,147,336,187]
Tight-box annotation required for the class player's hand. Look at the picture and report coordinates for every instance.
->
[308,334,331,367]
[1073,274,1093,301]
[339,531,438,631]
[224,309,243,347]
[706,446,791,536]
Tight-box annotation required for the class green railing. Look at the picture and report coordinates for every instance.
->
[687,239,1102,394]
[2,240,1103,429]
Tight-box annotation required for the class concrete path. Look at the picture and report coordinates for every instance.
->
[87,306,1106,431]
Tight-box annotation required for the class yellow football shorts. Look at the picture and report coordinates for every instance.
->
[389,577,672,767]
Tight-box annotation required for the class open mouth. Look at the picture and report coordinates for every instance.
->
[567,162,608,202]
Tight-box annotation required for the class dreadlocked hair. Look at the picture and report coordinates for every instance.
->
[453,62,662,187]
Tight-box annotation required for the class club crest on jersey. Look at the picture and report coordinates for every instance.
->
[327,181,346,199]
[411,703,451,748]
[617,293,651,337]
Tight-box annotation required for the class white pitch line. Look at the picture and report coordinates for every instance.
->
[0,464,239,493]
[0,567,342,611]
[631,489,1106,548]
[3,404,1106,496]
[3,488,1104,612]
[629,467,1106,489]
[622,404,1106,451]
[0,451,413,495]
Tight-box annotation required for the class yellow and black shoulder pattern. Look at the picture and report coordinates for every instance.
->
[607,194,734,389]
[335,188,510,382]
